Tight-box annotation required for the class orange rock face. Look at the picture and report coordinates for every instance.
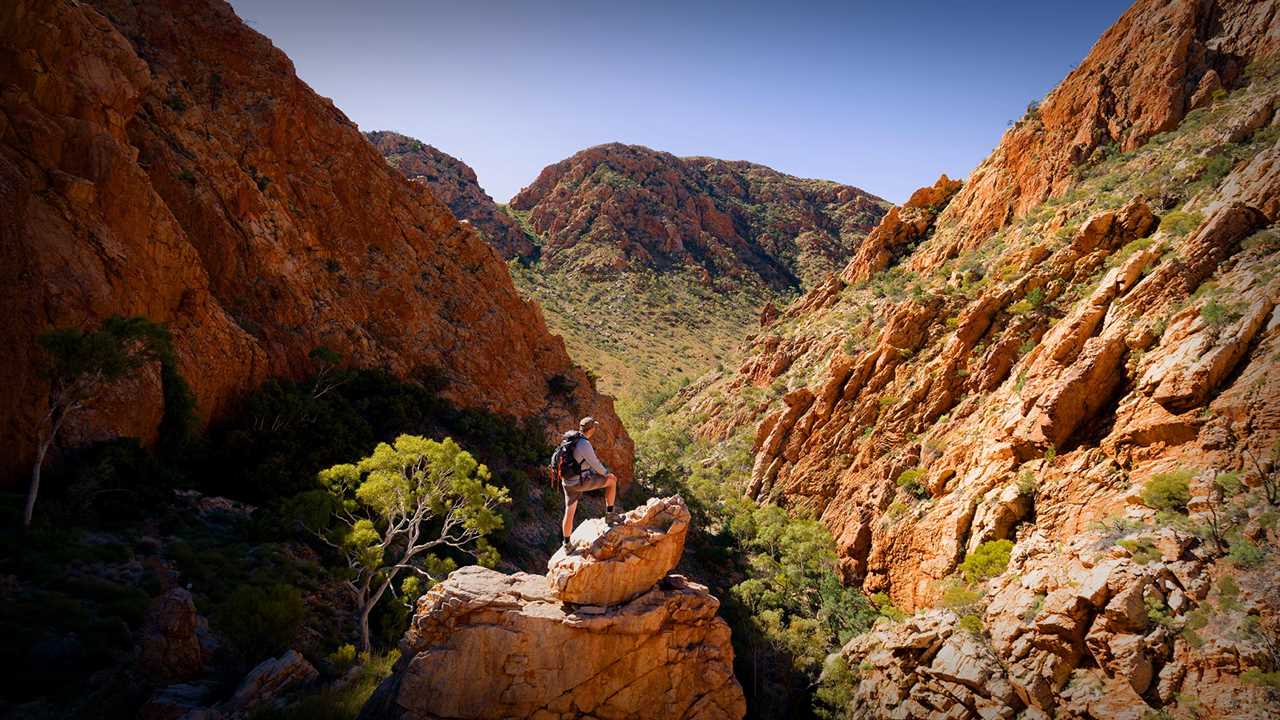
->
[678,1,1280,716]
[366,130,535,259]
[509,143,889,288]
[0,0,632,483]
[922,0,1280,256]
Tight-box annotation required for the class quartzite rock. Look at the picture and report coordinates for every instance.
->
[510,143,888,288]
[0,0,632,486]
[366,130,535,258]
[547,495,691,606]
[362,567,745,720]
[138,588,204,684]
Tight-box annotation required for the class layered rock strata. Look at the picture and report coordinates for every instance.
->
[0,0,631,484]
[547,495,691,606]
[362,497,745,720]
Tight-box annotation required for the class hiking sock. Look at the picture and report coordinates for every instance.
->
[605,505,614,513]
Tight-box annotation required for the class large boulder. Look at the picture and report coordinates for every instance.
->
[138,588,204,684]
[547,496,690,607]
[361,566,744,720]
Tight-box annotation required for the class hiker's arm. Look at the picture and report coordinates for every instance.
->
[577,441,609,476]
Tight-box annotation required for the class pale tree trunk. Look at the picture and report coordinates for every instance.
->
[358,572,397,654]
[23,437,51,529]
[26,399,73,530]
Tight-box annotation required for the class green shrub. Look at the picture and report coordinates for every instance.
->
[959,540,1014,583]
[1159,211,1204,237]
[254,650,400,720]
[870,592,906,622]
[1200,300,1238,327]
[1241,668,1280,691]
[1228,536,1266,568]
[326,644,358,672]
[1117,537,1161,565]
[939,582,982,610]
[1140,470,1193,512]
[896,468,930,500]
[814,655,857,720]
[215,583,306,662]
[958,614,984,635]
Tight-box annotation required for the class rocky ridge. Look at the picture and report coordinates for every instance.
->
[0,0,631,482]
[364,130,535,258]
[669,0,1280,716]
[509,143,889,289]
[360,496,747,720]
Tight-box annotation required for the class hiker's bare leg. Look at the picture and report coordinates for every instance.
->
[562,498,578,538]
[605,476,617,507]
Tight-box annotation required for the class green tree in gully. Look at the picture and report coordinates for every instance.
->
[26,316,175,528]
[296,435,509,652]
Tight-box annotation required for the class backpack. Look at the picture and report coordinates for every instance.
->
[549,431,584,488]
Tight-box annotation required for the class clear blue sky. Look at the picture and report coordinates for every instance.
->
[229,0,1131,204]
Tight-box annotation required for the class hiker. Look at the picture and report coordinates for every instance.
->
[553,416,619,552]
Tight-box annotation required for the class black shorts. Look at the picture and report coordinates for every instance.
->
[563,471,610,503]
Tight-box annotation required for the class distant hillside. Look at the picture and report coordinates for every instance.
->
[373,140,889,408]
[510,142,889,289]
[365,131,534,258]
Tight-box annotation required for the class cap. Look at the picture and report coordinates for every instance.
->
[579,416,599,431]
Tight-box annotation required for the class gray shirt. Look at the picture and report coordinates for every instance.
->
[572,437,609,476]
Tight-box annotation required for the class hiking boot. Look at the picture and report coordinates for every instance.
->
[561,538,574,553]
[605,510,622,526]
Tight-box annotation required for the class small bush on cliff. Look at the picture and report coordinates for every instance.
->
[1140,469,1193,513]
[1158,210,1204,236]
[958,540,1014,584]
[896,468,930,500]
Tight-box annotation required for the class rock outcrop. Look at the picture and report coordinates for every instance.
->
[0,0,632,485]
[673,1,1280,716]
[509,143,888,288]
[366,130,535,258]
[138,588,204,684]
[547,495,690,607]
[362,497,745,720]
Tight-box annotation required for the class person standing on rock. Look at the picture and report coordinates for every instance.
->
[555,417,620,552]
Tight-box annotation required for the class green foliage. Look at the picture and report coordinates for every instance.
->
[202,367,547,504]
[1140,469,1193,512]
[1158,210,1204,237]
[958,614,984,635]
[215,583,305,662]
[326,643,358,672]
[307,434,508,650]
[939,582,982,610]
[814,654,858,720]
[870,592,907,622]
[1200,300,1238,327]
[38,315,174,397]
[1227,536,1266,568]
[958,540,1013,584]
[1017,470,1038,498]
[634,425,874,718]
[252,650,400,720]
[1241,668,1280,690]
[1117,537,1161,565]
[896,468,930,500]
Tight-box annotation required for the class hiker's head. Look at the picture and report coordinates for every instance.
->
[579,416,600,438]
